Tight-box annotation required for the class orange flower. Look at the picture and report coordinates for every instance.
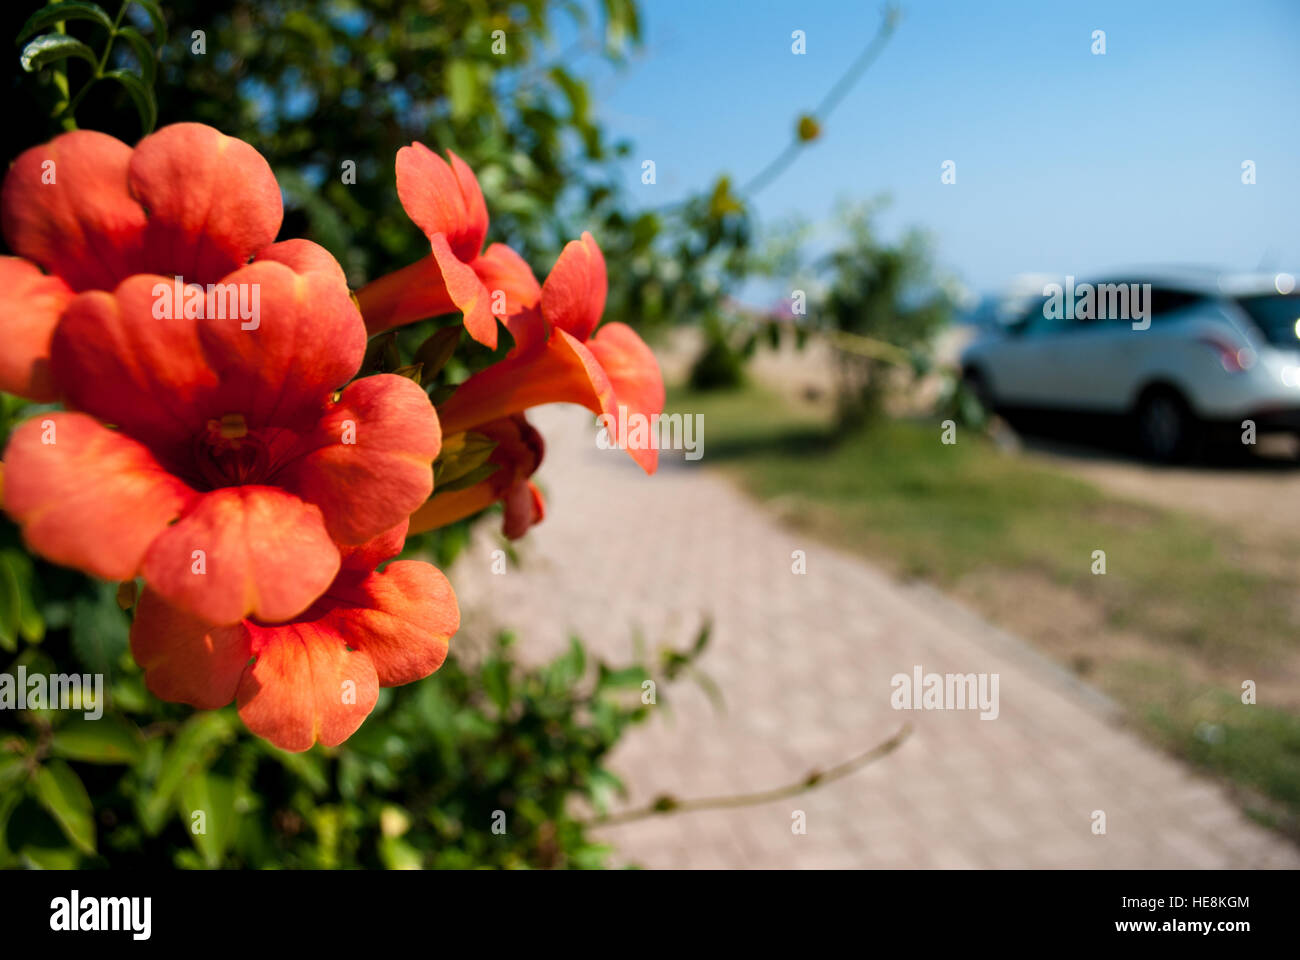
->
[1,126,443,626]
[130,520,458,752]
[437,232,666,474]
[1,124,286,401]
[357,144,538,348]
[356,146,663,472]
[409,414,546,539]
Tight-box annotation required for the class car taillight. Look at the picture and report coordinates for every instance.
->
[1196,335,1254,373]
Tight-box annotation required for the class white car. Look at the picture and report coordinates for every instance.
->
[960,272,1300,460]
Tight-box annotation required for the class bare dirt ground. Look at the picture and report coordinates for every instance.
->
[1021,434,1300,551]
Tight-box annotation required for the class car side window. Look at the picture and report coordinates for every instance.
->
[1077,283,1204,327]
[1021,295,1073,335]
[1146,288,1202,321]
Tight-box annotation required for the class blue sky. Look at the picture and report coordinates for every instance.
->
[575,0,1300,297]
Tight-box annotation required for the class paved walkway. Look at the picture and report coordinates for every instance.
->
[449,404,1299,869]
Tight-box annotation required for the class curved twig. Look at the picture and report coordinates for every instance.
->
[584,722,912,828]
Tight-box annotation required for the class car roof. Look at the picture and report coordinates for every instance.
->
[1078,269,1287,297]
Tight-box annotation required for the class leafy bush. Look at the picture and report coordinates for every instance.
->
[817,201,953,429]
[0,534,709,869]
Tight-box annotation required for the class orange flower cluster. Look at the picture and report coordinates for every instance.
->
[0,125,662,750]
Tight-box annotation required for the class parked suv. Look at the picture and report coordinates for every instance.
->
[960,272,1300,460]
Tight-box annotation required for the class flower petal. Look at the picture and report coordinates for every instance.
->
[197,244,367,428]
[324,560,458,686]
[406,413,544,537]
[437,325,611,435]
[130,590,252,709]
[53,244,364,456]
[1,130,146,291]
[407,480,498,535]
[280,374,440,545]
[357,253,457,335]
[2,413,194,581]
[141,485,340,625]
[237,623,379,751]
[339,518,411,574]
[395,143,487,262]
[437,323,662,473]
[502,479,545,539]
[540,231,606,342]
[585,321,666,473]
[472,243,546,351]
[430,232,497,348]
[50,276,219,458]
[357,241,540,339]
[0,257,74,401]
[127,123,282,285]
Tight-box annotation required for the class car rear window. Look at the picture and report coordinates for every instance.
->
[1235,293,1300,345]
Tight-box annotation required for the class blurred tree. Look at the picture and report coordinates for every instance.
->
[3,0,766,348]
[817,200,952,429]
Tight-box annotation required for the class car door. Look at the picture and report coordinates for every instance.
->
[982,298,1076,406]
[1049,311,1135,411]
[1056,285,1211,412]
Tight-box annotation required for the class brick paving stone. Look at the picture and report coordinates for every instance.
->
[448,404,1300,869]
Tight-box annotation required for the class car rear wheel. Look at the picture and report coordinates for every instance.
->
[962,367,994,413]
[1135,389,1198,462]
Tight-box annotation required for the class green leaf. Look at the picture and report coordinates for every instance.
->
[257,740,329,795]
[428,383,458,406]
[33,760,95,854]
[15,2,113,46]
[130,0,167,46]
[0,786,23,863]
[413,326,462,384]
[446,59,478,121]
[102,69,156,134]
[691,619,712,656]
[0,554,21,653]
[0,753,27,791]
[19,33,98,73]
[21,845,82,869]
[433,460,498,494]
[549,66,590,125]
[69,581,128,678]
[362,330,400,374]
[391,363,423,383]
[481,658,511,712]
[0,550,45,647]
[50,717,143,765]
[115,26,156,87]
[433,431,498,489]
[545,637,586,691]
[598,665,648,690]
[139,712,236,834]
[178,772,236,868]
[379,835,423,870]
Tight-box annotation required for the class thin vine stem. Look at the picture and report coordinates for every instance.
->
[583,722,912,829]
[60,0,130,128]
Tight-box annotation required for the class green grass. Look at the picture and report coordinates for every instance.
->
[671,383,1300,830]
